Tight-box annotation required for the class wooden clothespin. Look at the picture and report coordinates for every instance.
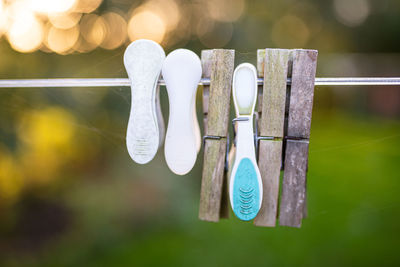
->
[255,48,318,228]
[254,49,290,227]
[199,49,235,222]
[279,49,318,227]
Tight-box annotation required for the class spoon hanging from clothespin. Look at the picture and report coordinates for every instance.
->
[229,63,263,221]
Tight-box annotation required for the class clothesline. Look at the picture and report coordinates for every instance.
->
[0,77,400,88]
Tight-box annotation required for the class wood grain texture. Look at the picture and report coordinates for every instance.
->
[201,50,213,78]
[199,49,234,222]
[279,140,309,228]
[254,140,282,227]
[279,49,317,227]
[203,117,208,134]
[257,49,265,78]
[201,50,213,115]
[220,171,230,218]
[203,89,209,117]
[287,49,318,139]
[259,49,290,138]
[206,49,235,137]
[254,49,290,227]
[257,49,263,116]
[199,139,228,222]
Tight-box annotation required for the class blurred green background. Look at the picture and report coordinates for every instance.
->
[1,0,400,266]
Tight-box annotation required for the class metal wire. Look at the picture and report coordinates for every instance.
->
[0,77,400,88]
[313,77,400,86]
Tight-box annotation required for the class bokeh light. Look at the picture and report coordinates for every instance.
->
[197,19,233,48]
[127,9,166,43]
[271,15,310,48]
[18,107,76,152]
[80,14,106,47]
[0,0,376,54]
[0,0,263,53]
[7,11,44,53]
[206,0,246,22]
[144,0,180,31]
[30,0,77,14]
[100,12,127,50]
[0,0,7,37]
[289,2,323,36]
[0,150,23,203]
[171,3,192,41]
[334,0,370,27]
[73,35,97,53]
[73,0,103,13]
[46,25,79,54]
[17,107,78,183]
[48,12,82,29]
[0,0,110,53]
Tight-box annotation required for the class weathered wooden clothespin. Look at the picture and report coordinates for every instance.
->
[199,49,235,222]
[255,48,318,228]
[254,49,290,227]
[279,49,318,227]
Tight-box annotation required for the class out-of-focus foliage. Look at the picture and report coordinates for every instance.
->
[0,0,400,266]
